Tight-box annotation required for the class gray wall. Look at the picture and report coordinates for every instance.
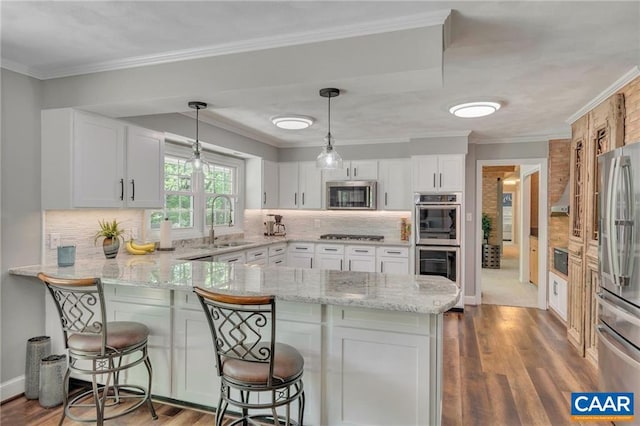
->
[464,141,549,299]
[124,113,278,162]
[1,69,45,384]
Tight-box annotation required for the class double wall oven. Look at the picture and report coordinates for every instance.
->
[414,192,463,310]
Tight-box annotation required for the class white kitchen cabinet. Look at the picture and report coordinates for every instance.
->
[268,243,287,266]
[288,243,315,269]
[278,162,322,209]
[41,109,164,209]
[215,251,246,264]
[315,244,345,271]
[345,245,376,272]
[323,160,378,181]
[412,155,464,192]
[246,158,279,209]
[377,246,410,274]
[549,271,568,321]
[104,287,172,398]
[378,159,411,210]
[245,247,268,266]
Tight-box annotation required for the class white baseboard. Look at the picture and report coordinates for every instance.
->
[0,375,24,402]
[464,295,478,306]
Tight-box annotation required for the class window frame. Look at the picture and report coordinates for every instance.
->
[145,142,244,241]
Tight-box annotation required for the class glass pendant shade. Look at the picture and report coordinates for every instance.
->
[316,134,343,169]
[183,101,210,174]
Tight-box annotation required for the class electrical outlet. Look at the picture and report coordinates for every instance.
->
[49,233,61,249]
[466,213,472,222]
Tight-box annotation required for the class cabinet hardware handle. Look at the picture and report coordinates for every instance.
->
[381,261,384,273]
[302,192,305,205]
[388,251,401,254]
[349,260,352,270]
[295,246,307,250]
[354,167,357,177]
[347,168,349,177]
[433,173,436,188]
[325,248,338,251]
[440,173,442,187]
[553,281,558,296]
[355,249,368,253]
[294,192,297,205]
[120,178,124,201]
[340,259,343,270]
[228,258,238,263]
[130,179,135,201]
[385,192,388,206]
[275,260,282,264]
[263,192,266,205]
[310,258,313,268]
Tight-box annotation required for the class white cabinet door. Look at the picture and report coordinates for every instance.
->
[247,159,279,209]
[298,161,322,209]
[315,254,344,271]
[126,125,164,208]
[107,300,172,397]
[173,307,220,407]
[73,112,126,208]
[549,272,568,321]
[263,160,279,209]
[412,155,464,192]
[269,254,286,266]
[322,166,349,182]
[279,162,299,208]
[412,156,439,192]
[378,159,411,210]
[379,257,409,274]
[438,155,464,192]
[346,246,376,272]
[328,326,430,426]
[288,243,315,269]
[350,160,378,180]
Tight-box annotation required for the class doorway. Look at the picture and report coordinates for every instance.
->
[475,159,548,310]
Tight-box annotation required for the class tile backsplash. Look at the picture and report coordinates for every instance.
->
[244,209,412,241]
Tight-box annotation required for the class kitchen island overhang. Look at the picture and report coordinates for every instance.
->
[11,258,459,426]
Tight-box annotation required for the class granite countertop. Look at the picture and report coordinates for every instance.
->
[10,257,458,314]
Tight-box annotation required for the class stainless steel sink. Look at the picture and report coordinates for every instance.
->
[191,241,253,250]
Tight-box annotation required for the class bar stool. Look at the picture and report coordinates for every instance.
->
[194,287,305,426]
[37,273,157,425]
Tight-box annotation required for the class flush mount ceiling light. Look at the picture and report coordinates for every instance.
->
[184,101,210,174]
[449,101,501,118]
[316,88,343,170]
[272,115,314,130]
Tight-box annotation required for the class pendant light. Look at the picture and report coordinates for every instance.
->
[184,101,210,174]
[316,88,343,169]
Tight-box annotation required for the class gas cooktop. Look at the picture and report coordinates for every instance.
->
[319,234,384,241]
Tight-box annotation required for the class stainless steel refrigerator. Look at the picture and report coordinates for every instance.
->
[598,143,640,424]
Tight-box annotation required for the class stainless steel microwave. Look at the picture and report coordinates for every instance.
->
[326,181,377,210]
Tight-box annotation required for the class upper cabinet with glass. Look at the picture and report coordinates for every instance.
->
[41,109,164,209]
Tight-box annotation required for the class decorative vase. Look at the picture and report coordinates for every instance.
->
[102,238,120,259]
[39,354,66,408]
[25,336,51,399]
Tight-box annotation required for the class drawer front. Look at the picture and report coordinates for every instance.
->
[288,243,314,253]
[377,246,409,258]
[346,245,375,256]
[268,243,287,257]
[104,285,171,306]
[246,247,267,261]
[216,251,246,264]
[316,244,345,255]
[269,254,286,266]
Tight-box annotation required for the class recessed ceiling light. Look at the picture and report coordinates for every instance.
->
[449,101,501,118]
[271,115,314,130]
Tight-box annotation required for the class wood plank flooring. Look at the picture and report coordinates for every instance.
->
[2,305,603,425]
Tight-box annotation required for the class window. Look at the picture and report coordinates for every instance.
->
[148,142,244,238]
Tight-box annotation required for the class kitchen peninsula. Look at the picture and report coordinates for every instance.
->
[10,254,459,426]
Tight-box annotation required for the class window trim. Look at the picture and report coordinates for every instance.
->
[145,142,245,241]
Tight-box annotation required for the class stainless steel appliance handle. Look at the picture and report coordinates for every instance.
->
[597,325,640,367]
[618,156,635,286]
[597,292,640,328]
[607,156,620,285]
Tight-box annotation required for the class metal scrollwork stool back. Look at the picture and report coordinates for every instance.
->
[37,273,157,425]
[194,287,305,426]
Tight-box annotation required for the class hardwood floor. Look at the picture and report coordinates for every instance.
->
[443,305,605,426]
[2,305,603,425]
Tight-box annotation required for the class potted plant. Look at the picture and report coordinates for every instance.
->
[94,219,125,259]
[481,213,493,245]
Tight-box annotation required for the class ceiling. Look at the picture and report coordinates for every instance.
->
[2,1,639,148]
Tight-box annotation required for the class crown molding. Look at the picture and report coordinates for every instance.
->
[13,10,451,80]
[470,131,571,145]
[566,65,640,124]
[0,59,45,80]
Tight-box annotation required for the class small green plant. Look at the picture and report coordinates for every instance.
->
[94,219,125,244]
[482,213,493,244]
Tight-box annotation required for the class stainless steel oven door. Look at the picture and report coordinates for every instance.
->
[415,246,460,285]
[415,204,461,245]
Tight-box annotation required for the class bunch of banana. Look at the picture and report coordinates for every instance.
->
[125,240,156,255]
